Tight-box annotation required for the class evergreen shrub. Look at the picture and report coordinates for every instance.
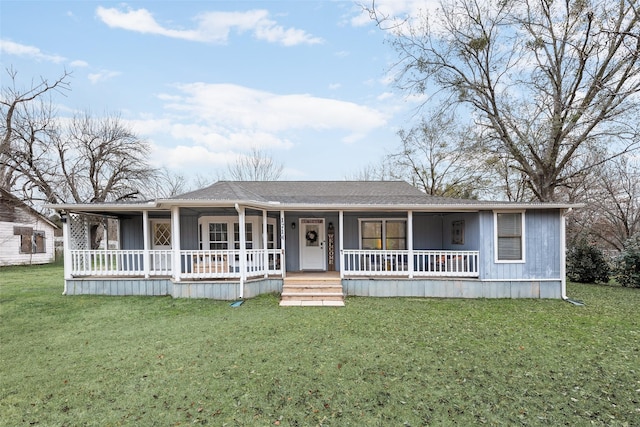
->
[567,237,610,283]
[615,234,640,288]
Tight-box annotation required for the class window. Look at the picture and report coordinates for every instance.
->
[495,212,524,262]
[233,223,253,249]
[267,223,275,249]
[153,222,171,246]
[15,227,46,254]
[209,223,228,250]
[199,216,277,250]
[360,220,406,250]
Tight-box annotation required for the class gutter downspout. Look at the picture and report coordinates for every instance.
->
[235,203,246,299]
[560,208,569,300]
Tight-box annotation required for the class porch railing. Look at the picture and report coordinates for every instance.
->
[70,249,173,277]
[69,249,476,278]
[68,249,283,278]
[342,250,479,277]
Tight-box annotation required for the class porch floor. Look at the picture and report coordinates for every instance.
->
[280,271,344,307]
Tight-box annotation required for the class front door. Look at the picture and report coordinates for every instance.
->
[151,220,171,271]
[299,218,325,270]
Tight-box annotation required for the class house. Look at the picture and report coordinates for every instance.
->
[47,181,580,305]
[0,188,59,266]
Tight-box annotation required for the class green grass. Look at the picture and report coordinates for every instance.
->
[1,264,639,426]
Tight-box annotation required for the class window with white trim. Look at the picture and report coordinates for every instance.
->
[267,223,276,249]
[359,219,406,250]
[233,222,253,249]
[208,223,228,250]
[495,212,524,262]
[198,216,277,250]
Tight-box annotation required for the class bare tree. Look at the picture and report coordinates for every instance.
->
[1,70,157,204]
[344,161,394,181]
[0,67,70,191]
[387,111,491,198]
[569,155,640,251]
[369,0,640,201]
[140,167,190,199]
[227,147,284,181]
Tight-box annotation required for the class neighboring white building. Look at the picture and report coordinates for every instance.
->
[0,188,59,266]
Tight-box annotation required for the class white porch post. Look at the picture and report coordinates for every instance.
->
[339,210,344,279]
[62,214,72,286]
[171,206,181,282]
[262,210,268,278]
[408,210,414,278]
[280,210,286,278]
[102,216,108,251]
[237,205,246,298]
[142,210,150,278]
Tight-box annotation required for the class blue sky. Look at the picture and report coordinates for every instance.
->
[1,1,429,181]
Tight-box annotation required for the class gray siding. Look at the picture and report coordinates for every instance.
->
[172,281,239,300]
[244,278,283,298]
[343,278,561,299]
[120,215,144,249]
[479,209,561,281]
[65,277,281,300]
[65,278,171,296]
[180,213,200,249]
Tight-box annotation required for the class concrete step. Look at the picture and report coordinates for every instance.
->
[280,300,345,307]
[283,279,342,287]
[280,275,344,307]
[281,292,344,301]
[282,285,343,294]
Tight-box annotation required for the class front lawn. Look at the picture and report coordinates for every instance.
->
[1,264,638,426]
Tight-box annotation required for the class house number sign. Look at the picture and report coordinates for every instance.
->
[327,222,335,271]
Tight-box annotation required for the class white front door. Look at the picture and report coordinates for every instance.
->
[299,218,325,270]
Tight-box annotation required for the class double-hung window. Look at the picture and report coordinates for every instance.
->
[495,212,525,262]
[208,223,228,250]
[360,219,406,250]
[233,223,253,249]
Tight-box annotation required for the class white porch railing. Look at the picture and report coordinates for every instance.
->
[69,249,476,278]
[180,249,283,279]
[342,250,479,277]
[69,249,283,278]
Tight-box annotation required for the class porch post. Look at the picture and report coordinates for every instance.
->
[339,210,344,279]
[280,210,286,278]
[171,206,181,282]
[61,213,72,285]
[407,210,414,278]
[262,210,268,278]
[102,216,108,251]
[142,210,150,278]
[237,205,246,298]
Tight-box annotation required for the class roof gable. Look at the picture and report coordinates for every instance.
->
[0,188,59,228]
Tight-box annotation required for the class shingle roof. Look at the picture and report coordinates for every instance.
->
[172,181,462,205]
[45,181,581,213]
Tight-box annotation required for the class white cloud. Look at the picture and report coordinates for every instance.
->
[0,39,66,63]
[134,83,388,172]
[96,6,323,46]
[88,70,122,84]
[164,83,387,136]
[350,0,442,32]
[69,60,89,67]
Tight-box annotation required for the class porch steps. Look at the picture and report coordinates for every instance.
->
[280,275,345,307]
